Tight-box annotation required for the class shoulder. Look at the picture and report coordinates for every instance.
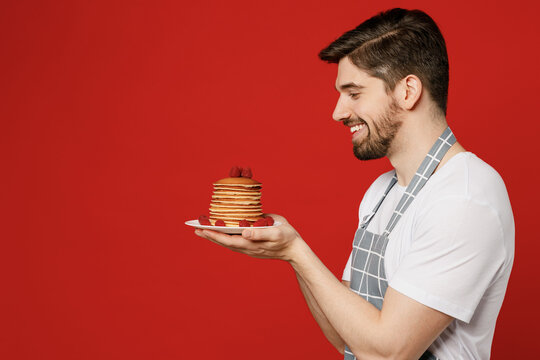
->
[413,152,514,265]
[419,152,512,218]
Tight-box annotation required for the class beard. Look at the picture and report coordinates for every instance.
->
[351,98,403,160]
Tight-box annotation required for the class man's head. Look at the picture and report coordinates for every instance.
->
[320,8,449,160]
[320,8,448,115]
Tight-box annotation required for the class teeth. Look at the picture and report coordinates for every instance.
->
[350,124,365,133]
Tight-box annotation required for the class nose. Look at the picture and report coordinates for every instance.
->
[332,96,351,122]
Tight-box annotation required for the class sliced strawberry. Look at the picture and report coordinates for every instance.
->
[215,220,226,227]
[265,217,274,226]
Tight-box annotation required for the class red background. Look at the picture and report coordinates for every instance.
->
[1,0,539,358]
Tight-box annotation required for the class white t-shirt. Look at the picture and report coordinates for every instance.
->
[342,152,514,360]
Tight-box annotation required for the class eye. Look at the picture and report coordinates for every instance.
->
[349,93,360,99]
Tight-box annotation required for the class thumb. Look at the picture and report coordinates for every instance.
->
[242,226,282,241]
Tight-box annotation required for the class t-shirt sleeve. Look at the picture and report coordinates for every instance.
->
[342,251,352,281]
[388,196,507,323]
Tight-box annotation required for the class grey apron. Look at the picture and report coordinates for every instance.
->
[343,127,456,360]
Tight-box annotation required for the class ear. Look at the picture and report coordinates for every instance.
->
[396,75,422,110]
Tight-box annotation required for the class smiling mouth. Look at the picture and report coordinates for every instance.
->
[350,123,365,133]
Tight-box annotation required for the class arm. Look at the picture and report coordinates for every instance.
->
[295,270,348,354]
[290,240,452,359]
[195,215,453,359]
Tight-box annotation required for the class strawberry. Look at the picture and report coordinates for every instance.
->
[253,218,267,227]
[215,220,226,227]
[199,217,211,226]
[241,167,252,178]
[229,166,242,177]
[239,220,251,227]
[265,217,274,226]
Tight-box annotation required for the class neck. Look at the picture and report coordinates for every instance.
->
[387,114,465,186]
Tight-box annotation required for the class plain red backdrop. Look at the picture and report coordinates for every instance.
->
[1,0,539,358]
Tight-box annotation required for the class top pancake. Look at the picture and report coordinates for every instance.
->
[213,186,260,192]
[213,177,262,187]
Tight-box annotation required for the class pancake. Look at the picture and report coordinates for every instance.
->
[210,214,263,219]
[212,192,261,197]
[210,209,262,214]
[210,204,262,208]
[213,188,260,193]
[210,215,263,222]
[213,187,260,193]
[214,177,262,186]
[212,201,261,205]
[210,219,261,227]
[207,174,264,227]
[210,206,262,211]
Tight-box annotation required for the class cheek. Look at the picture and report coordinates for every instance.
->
[353,97,379,120]
[365,94,392,117]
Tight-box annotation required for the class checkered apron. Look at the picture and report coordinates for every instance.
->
[343,127,456,360]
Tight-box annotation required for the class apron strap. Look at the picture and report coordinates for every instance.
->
[359,174,398,229]
[383,127,456,236]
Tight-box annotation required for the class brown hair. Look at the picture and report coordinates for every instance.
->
[319,8,449,115]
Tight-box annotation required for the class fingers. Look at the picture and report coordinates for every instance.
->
[242,226,286,242]
[195,229,276,258]
[195,229,257,250]
[194,218,299,259]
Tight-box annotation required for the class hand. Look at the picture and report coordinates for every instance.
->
[194,214,303,262]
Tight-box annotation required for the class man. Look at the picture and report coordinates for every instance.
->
[195,8,514,360]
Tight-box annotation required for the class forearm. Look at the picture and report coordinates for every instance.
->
[289,240,390,358]
[295,271,346,354]
[195,218,448,359]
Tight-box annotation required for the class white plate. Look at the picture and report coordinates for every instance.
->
[185,220,281,235]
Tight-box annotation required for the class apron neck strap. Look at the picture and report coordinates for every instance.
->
[359,174,397,230]
[382,127,456,236]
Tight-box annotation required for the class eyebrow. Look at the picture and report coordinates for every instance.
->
[335,82,365,92]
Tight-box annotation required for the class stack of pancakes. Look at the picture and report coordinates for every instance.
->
[209,177,263,227]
